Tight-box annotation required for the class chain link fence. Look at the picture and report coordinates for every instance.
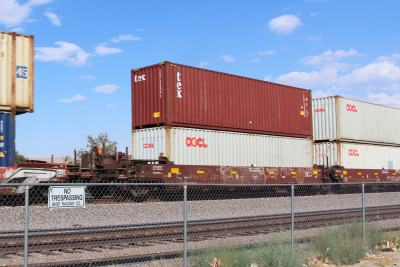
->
[0,181,400,266]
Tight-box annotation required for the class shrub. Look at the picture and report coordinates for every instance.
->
[252,238,305,267]
[189,242,250,267]
[313,222,383,265]
[189,239,305,267]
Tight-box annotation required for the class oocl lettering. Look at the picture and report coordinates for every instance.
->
[314,108,326,113]
[186,137,208,148]
[346,104,358,112]
[176,71,182,98]
[348,149,359,157]
[134,74,146,82]
[143,143,154,148]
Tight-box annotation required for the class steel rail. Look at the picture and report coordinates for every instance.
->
[1,204,399,258]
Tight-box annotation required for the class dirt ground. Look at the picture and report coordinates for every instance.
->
[309,250,400,267]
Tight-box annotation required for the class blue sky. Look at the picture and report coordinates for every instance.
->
[1,0,400,158]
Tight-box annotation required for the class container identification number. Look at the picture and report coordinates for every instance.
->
[16,66,28,79]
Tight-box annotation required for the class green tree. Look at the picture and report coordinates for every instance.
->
[80,132,118,155]
[15,151,29,163]
[63,155,74,164]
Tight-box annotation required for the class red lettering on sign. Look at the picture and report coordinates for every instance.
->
[346,104,358,112]
[348,149,359,157]
[185,137,208,148]
[143,143,154,148]
[314,108,326,113]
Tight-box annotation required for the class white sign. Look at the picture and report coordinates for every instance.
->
[48,186,86,209]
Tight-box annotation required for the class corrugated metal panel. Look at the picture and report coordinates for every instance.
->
[314,142,400,169]
[313,142,339,166]
[133,127,313,167]
[0,31,34,114]
[132,62,312,138]
[312,96,338,141]
[313,96,400,145]
[0,112,16,167]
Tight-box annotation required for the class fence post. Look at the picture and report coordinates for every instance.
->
[24,185,30,267]
[362,183,365,243]
[183,184,188,267]
[291,184,294,255]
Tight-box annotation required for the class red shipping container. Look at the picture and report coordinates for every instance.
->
[131,61,312,138]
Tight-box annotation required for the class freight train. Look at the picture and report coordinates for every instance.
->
[1,61,400,200]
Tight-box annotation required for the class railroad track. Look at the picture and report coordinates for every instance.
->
[1,205,400,266]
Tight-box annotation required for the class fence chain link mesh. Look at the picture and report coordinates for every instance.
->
[0,182,399,266]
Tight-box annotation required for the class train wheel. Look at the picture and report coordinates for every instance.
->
[129,185,150,202]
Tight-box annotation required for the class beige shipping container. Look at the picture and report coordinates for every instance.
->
[0,31,34,114]
[133,126,313,167]
[314,142,400,169]
[313,96,400,145]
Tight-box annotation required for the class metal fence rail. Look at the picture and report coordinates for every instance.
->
[0,181,399,266]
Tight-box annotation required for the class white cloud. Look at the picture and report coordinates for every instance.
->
[94,84,119,94]
[35,41,91,65]
[301,49,359,68]
[368,93,400,106]
[111,34,142,43]
[0,0,52,28]
[258,50,276,56]
[106,104,115,108]
[79,75,96,81]
[308,35,322,41]
[10,27,24,32]
[338,61,400,89]
[264,76,272,82]
[276,69,338,88]
[312,90,331,98]
[44,11,61,26]
[310,12,320,17]
[94,43,122,55]
[268,15,302,34]
[199,62,208,68]
[299,49,359,74]
[275,50,400,96]
[58,94,86,103]
[251,59,261,63]
[221,55,234,62]
[377,53,400,64]
[35,41,125,66]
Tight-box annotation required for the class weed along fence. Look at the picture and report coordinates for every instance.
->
[0,182,400,266]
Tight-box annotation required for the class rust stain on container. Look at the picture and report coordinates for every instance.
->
[132,61,312,138]
[0,31,34,114]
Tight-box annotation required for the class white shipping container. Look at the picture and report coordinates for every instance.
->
[314,142,400,169]
[133,127,313,167]
[313,96,400,145]
[0,31,34,114]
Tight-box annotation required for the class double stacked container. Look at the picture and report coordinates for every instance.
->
[0,112,15,167]
[132,61,313,167]
[0,31,34,166]
[313,96,400,169]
